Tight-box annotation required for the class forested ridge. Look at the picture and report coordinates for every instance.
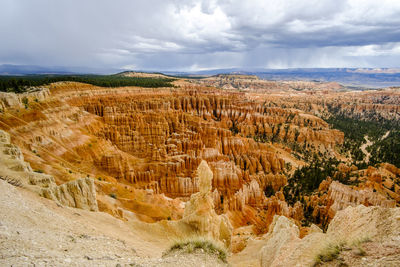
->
[0,74,175,93]
[326,114,400,168]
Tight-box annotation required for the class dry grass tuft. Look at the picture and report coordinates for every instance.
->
[163,236,228,263]
[351,236,370,257]
[313,242,345,266]
[313,237,371,266]
[353,246,366,256]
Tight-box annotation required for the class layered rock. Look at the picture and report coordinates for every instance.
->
[193,74,344,93]
[63,86,341,216]
[305,174,398,228]
[0,87,50,110]
[0,129,98,211]
[40,177,98,211]
[328,180,396,213]
[0,81,349,230]
[257,205,400,267]
[4,79,398,234]
[260,216,323,267]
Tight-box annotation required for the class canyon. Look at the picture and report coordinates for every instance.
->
[0,74,399,266]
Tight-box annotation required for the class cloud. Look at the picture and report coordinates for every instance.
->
[0,0,400,71]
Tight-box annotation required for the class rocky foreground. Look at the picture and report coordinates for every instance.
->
[1,176,399,266]
[0,177,230,267]
[0,156,235,267]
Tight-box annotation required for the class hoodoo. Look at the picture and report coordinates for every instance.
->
[1,76,399,265]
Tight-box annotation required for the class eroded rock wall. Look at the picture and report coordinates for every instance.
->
[0,129,98,211]
[65,88,342,212]
[258,205,400,267]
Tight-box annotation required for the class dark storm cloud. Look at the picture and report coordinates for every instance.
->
[1,0,400,71]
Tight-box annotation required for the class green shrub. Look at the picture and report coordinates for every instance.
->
[22,97,29,109]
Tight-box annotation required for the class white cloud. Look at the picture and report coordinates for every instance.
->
[120,36,183,53]
[0,0,400,70]
[346,43,400,56]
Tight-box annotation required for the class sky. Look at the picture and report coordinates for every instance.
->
[1,0,400,72]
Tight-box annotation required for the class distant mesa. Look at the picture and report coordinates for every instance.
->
[116,71,174,79]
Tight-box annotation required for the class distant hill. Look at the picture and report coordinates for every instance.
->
[3,65,400,88]
[116,71,174,79]
[170,68,400,88]
[252,68,400,88]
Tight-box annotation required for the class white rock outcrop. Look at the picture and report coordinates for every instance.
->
[259,205,400,267]
[0,129,98,211]
[0,87,50,110]
[181,160,233,248]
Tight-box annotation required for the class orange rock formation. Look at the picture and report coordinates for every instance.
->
[0,77,399,236]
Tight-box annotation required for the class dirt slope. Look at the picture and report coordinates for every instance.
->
[0,180,225,266]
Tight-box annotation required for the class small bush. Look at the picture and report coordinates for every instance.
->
[34,169,44,173]
[164,237,227,263]
[22,97,29,109]
[109,193,117,199]
[313,243,345,266]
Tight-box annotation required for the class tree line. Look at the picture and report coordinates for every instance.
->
[0,74,175,93]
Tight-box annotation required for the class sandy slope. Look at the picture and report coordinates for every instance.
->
[0,180,226,266]
[0,179,160,266]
